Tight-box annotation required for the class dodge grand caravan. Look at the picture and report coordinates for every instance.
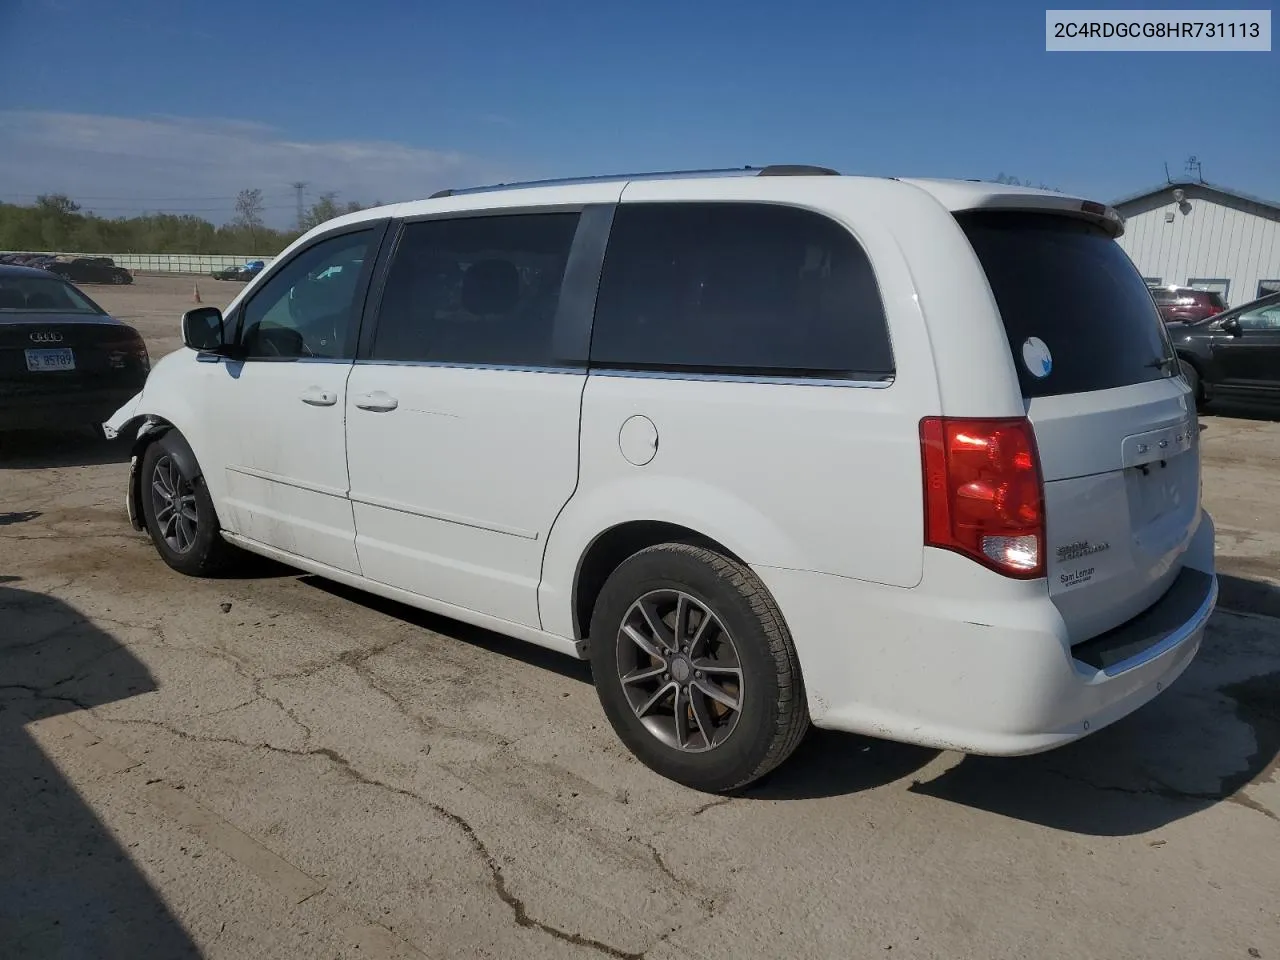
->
[105,166,1217,793]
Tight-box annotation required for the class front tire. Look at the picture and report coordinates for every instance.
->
[589,543,809,793]
[139,433,238,576]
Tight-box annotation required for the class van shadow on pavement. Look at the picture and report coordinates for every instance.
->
[902,573,1278,836]
[0,579,200,959]
[305,571,1277,833]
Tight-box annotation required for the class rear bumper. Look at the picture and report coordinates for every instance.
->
[0,385,143,431]
[755,510,1216,756]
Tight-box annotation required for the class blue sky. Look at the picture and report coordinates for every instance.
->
[0,0,1276,226]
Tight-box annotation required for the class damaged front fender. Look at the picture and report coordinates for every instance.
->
[102,391,143,440]
[104,392,174,531]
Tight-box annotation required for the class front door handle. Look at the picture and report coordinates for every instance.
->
[354,391,399,412]
[300,386,338,406]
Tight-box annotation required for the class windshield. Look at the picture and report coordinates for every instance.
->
[0,275,103,314]
[957,211,1176,399]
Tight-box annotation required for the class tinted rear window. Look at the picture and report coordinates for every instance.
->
[0,275,101,313]
[957,212,1176,398]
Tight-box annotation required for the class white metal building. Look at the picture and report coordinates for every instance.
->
[1113,180,1280,308]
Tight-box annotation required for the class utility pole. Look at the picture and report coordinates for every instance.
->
[290,181,309,229]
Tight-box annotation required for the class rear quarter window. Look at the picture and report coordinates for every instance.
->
[590,202,894,380]
[957,212,1176,398]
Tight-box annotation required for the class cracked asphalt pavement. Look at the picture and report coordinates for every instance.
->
[1,275,1278,959]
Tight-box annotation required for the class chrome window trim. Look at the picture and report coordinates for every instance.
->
[588,368,895,389]
[352,358,894,387]
[353,359,584,375]
[351,358,893,387]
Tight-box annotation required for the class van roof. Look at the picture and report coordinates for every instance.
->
[317,167,1124,239]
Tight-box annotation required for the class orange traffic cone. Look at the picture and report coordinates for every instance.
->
[192,281,202,304]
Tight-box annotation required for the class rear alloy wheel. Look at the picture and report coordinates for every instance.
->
[140,433,239,576]
[590,543,809,793]
[617,588,746,752]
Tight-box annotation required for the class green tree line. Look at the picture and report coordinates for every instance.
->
[0,189,372,256]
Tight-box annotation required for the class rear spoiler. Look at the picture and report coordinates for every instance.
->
[897,179,1126,238]
[954,193,1125,238]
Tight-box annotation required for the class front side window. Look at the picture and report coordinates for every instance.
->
[590,202,894,380]
[370,213,580,367]
[239,230,375,360]
[1235,299,1280,331]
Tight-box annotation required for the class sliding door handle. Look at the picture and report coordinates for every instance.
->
[354,391,399,412]
[299,386,338,406]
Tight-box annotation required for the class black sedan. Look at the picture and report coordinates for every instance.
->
[1171,291,1280,407]
[0,265,150,434]
[47,256,133,285]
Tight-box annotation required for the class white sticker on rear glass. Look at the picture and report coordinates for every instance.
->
[1021,337,1053,379]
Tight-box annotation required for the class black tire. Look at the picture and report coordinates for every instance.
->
[139,433,239,576]
[589,543,809,793]
[1179,360,1204,408]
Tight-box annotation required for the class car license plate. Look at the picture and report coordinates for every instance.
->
[24,347,75,372]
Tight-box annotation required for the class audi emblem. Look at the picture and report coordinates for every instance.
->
[29,331,64,343]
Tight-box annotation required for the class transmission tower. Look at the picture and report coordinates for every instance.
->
[290,181,309,228]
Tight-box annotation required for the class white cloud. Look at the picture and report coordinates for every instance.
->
[0,111,515,226]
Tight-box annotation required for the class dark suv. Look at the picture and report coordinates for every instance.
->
[1169,291,1280,407]
[1149,285,1226,324]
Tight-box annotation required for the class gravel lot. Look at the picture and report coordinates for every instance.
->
[2,274,1277,959]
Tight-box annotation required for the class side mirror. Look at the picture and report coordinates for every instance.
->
[1221,317,1243,337]
[181,306,226,352]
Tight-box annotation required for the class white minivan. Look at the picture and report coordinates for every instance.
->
[106,166,1217,793]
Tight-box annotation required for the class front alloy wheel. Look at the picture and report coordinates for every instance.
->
[149,453,199,553]
[139,432,239,576]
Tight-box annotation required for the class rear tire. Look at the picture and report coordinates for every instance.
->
[139,433,239,576]
[589,543,809,793]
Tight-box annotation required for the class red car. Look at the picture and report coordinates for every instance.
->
[1150,285,1226,324]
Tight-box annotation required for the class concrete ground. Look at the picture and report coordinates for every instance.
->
[1,275,1277,959]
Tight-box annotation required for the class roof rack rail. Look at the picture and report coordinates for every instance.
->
[756,164,840,176]
[428,163,840,199]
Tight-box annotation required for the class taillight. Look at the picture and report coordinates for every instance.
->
[919,417,1045,579]
[103,334,150,372]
